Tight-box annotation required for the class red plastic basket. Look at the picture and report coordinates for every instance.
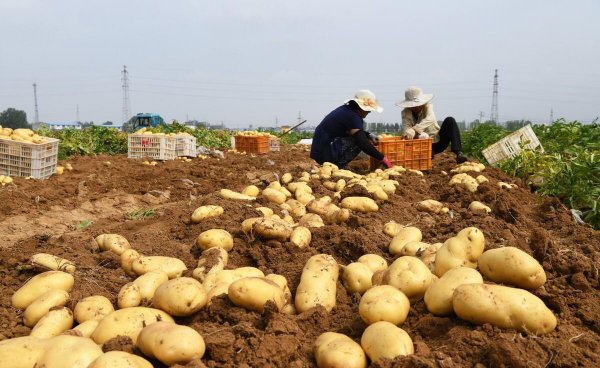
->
[370,137,432,170]
[234,136,270,154]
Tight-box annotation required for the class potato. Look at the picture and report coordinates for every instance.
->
[453,283,557,334]
[267,181,282,190]
[73,295,114,323]
[36,335,103,368]
[399,241,430,256]
[11,270,74,309]
[89,351,153,368]
[196,229,234,251]
[342,262,373,294]
[285,199,306,218]
[136,322,205,366]
[281,173,293,184]
[120,249,141,277]
[242,185,260,197]
[288,182,313,194]
[361,321,413,362]
[383,257,433,300]
[133,270,169,302]
[72,319,100,338]
[202,267,265,292]
[30,253,76,274]
[420,242,443,272]
[307,199,350,223]
[468,201,491,214]
[424,267,483,316]
[190,205,224,223]
[265,273,293,308]
[251,217,293,241]
[206,282,230,302]
[382,221,402,237]
[118,282,142,308]
[23,289,70,327]
[228,277,285,312]
[416,199,447,214]
[296,190,316,205]
[91,307,175,344]
[314,332,367,368]
[193,247,228,283]
[132,256,187,279]
[359,285,410,325]
[478,247,546,289]
[323,181,336,191]
[388,226,422,255]
[219,188,256,201]
[152,277,208,316]
[295,254,339,313]
[30,307,74,338]
[435,227,485,277]
[0,336,47,368]
[449,173,479,192]
[262,187,287,204]
[366,183,388,201]
[290,226,312,249]
[341,196,378,213]
[94,234,131,255]
[255,206,274,217]
[371,270,385,286]
[357,254,387,273]
[299,213,325,228]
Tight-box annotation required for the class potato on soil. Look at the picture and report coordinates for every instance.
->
[306,199,350,223]
[382,221,402,237]
[91,307,175,344]
[132,255,187,279]
[262,187,287,204]
[152,277,207,316]
[342,262,373,294]
[30,253,76,274]
[399,241,430,256]
[388,226,422,255]
[424,267,483,316]
[295,254,339,313]
[0,336,47,368]
[73,295,114,323]
[383,256,433,300]
[290,226,312,249]
[359,285,410,326]
[285,199,306,218]
[255,206,274,217]
[137,322,205,366]
[202,267,265,293]
[36,335,103,368]
[196,228,234,251]
[29,307,74,338]
[478,246,546,289]
[118,282,142,308]
[416,199,447,214]
[93,233,131,255]
[72,319,100,338]
[11,270,74,310]
[340,196,378,213]
[219,188,256,201]
[361,321,413,362]
[120,249,141,277]
[190,205,224,223]
[357,254,387,273]
[192,247,228,283]
[133,270,169,301]
[314,332,367,368]
[89,351,153,368]
[250,217,294,240]
[468,201,491,214]
[435,227,485,277]
[299,213,325,228]
[228,277,285,312]
[23,289,69,327]
[241,185,260,197]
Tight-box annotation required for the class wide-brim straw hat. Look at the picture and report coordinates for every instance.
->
[344,89,384,113]
[395,86,433,108]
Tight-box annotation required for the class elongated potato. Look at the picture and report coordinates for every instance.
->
[478,247,546,289]
[94,234,131,255]
[74,295,114,323]
[361,321,413,362]
[389,227,422,255]
[202,267,265,292]
[72,319,100,338]
[255,206,274,217]
[91,307,175,344]
[424,267,483,316]
[89,351,153,368]
[133,270,169,301]
[383,257,432,300]
[290,226,312,249]
[228,277,285,312]
[435,227,485,277]
[120,249,141,277]
[220,188,256,201]
[192,247,228,283]
[30,253,76,274]
[453,283,557,334]
[342,262,373,294]
[196,229,234,251]
[383,221,402,237]
[416,199,446,214]
[306,199,350,224]
[36,335,103,368]
[341,196,378,213]
[24,289,70,327]
[118,282,142,308]
[314,332,367,368]
[30,307,74,338]
[359,285,410,325]
[152,277,207,316]
[295,254,339,313]
[357,254,387,273]
[191,205,224,223]
[299,213,325,228]
[262,187,287,204]
[12,271,74,309]
[132,256,187,279]
[0,336,47,368]
[137,322,205,366]
[242,185,260,197]
[288,182,313,194]
[468,201,491,214]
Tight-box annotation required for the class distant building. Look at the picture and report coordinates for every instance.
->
[280,125,292,133]
[39,121,82,130]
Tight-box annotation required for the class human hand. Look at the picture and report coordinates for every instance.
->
[404,128,416,139]
[381,157,393,169]
[418,132,429,139]
[370,133,380,145]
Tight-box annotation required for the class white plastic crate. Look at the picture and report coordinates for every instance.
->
[270,137,281,152]
[174,135,197,157]
[0,137,59,179]
[127,134,176,160]
[482,125,543,165]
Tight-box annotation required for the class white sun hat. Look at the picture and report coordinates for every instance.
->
[344,89,384,113]
[395,86,433,108]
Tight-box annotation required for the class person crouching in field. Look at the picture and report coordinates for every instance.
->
[396,86,468,164]
[310,89,393,169]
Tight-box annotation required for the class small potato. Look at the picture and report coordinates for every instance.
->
[290,226,312,249]
[262,188,286,204]
[120,249,141,277]
[255,206,274,217]
[72,319,100,338]
[74,295,114,323]
[11,270,74,310]
[307,199,350,224]
[295,254,339,313]
[314,332,367,368]
[30,253,76,274]
[30,307,74,338]
[296,190,316,205]
[478,247,546,289]
[118,282,142,308]
[132,256,187,279]
[89,351,153,368]
[91,307,175,344]
[435,227,485,277]
[361,321,413,362]
[400,241,430,256]
[388,227,422,255]
[357,254,387,273]
[340,196,378,213]
[242,185,260,197]
[152,277,208,316]
[228,277,285,312]
[359,285,410,326]
[191,205,224,223]
[193,247,228,283]
[342,262,373,294]
[36,335,103,368]
[137,322,205,366]
[94,234,131,255]
[133,271,169,301]
[468,201,491,214]
[416,199,445,214]
[285,199,306,218]
[383,221,402,237]
[0,336,47,367]
[23,289,69,327]
[299,213,325,228]
[281,173,293,184]
[453,283,557,334]
[196,229,234,251]
[424,267,483,316]
[383,257,432,300]
[219,188,256,201]
[288,182,313,194]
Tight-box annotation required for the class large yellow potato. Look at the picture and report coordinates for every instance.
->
[0,336,47,368]
[251,217,293,241]
[382,221,402,237]
[416,199,447,214]
[265,274,293,312]
[388,226,422,255]
[133,270,169,302]
[340,196,378,213]
[288,181,313,194]
[94,234,131,255]
[383,256,433,300]
[120,249,141,277]
[295,254,339,313]
[306,199,350,224]
[73,295,114,323]
[399,241,431,256]
[242,185,260,197]
[342,262,373,294]
[314,332,367,368]
[91,307,175,344]
[290,226,312,249]
[478,246,546,289]
[23,289,69,327]
[36,335,103,368]
[359,285,410,326]
[357,254,387,273]
[190,205,224,223]
[30,253,76,274]
[29,307,74,338]
[228,277,285,312]
[360,321,413,362]
[262,187,287,204]
[11,270,74,309]
[468,201,491,214]
[424,267,483,316]
[435,227,485,277]
[202,267,265,292]
[137,322,205,365]
[89,351,153,368]
[453,284,557,334]
[299,213,325,228]
[132,256,187,279]
[196,229,234,251]
[152,277,208,316]
[72,319,100,338]
[285,199,307,218]
[118,282,142,309]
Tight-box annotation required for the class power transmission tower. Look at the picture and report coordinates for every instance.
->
[33,83,40,124]
[550,108,554,124]
[478,111,485,123]
[76,104,80,123]
[490,69,499,124]
[121,65,131,123]
[298,111,302,124]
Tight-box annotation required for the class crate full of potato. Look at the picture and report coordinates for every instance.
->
[127,128,177,160]
[173,132,197,157]
[234,131,271,154]
[0,126,59,179]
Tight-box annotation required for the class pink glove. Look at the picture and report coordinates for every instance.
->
[381,157,393,169]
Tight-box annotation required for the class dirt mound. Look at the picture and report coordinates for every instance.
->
[1,146,599,367]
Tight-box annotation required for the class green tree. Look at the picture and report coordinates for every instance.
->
[0,108,30,129]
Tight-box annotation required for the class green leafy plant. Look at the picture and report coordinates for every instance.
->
[76,220,93,230]
[128,208,156,220]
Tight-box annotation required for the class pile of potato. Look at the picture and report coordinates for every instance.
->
[0,127,51,144]
[234,130,278,138]
[0,174,14,186]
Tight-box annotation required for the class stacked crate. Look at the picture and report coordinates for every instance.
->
[370,137,432,171]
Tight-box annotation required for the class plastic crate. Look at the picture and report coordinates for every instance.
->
[0,137,59,179]
[482,125,543,165]
[127,134,176,160]
[234,136,270,154]
[174,135,197,157]
[270,137,281,152]
[370,137,432,171]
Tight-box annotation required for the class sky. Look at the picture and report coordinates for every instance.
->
[1,0,599,129]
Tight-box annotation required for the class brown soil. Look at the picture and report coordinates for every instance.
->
[1,146,599,367]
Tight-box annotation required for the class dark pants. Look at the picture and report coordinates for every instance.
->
[433,117,462,155]
[323,136,361,169]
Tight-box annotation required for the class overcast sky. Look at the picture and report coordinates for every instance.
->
[1,0,599,128]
